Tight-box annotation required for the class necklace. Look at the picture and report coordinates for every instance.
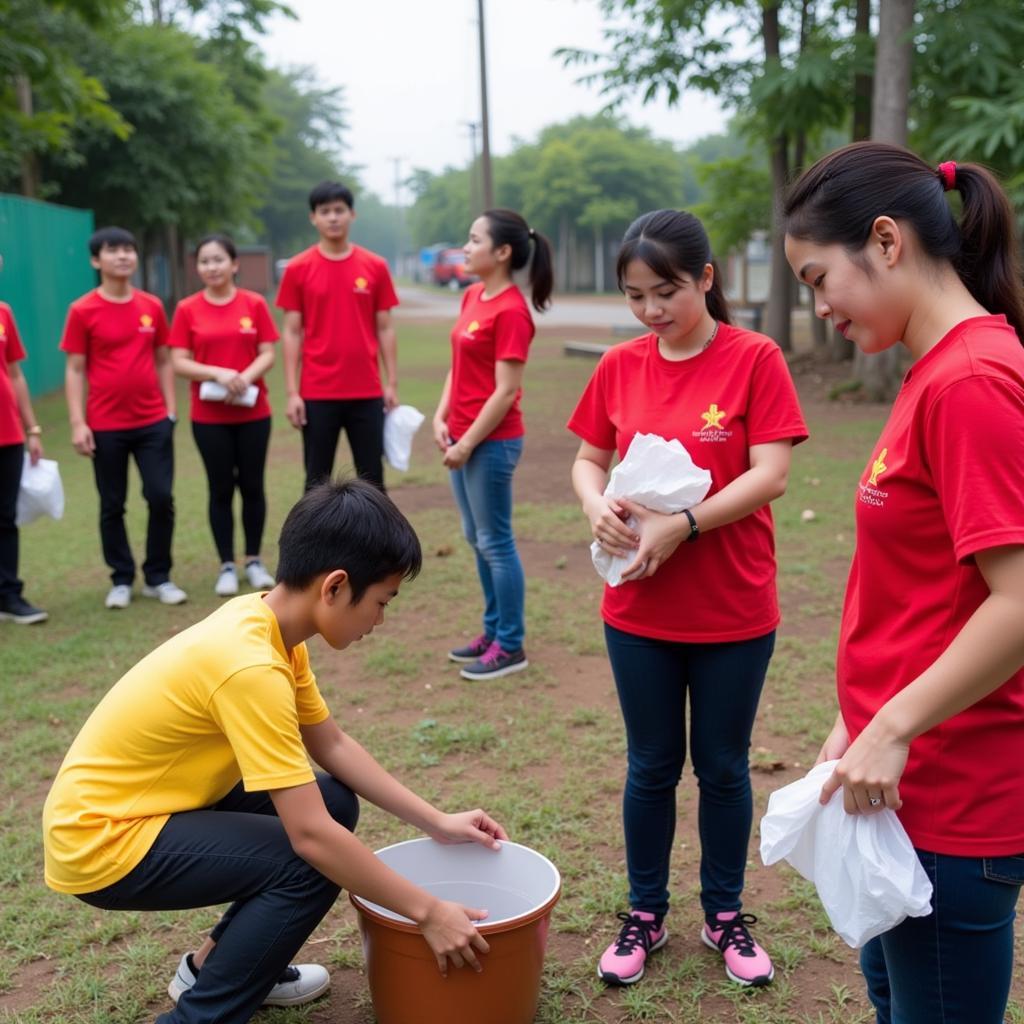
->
[702,320,720,350]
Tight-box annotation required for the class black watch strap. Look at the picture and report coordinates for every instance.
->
[683,507,699,542]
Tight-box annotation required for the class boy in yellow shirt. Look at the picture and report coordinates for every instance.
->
[43,479,506,1023]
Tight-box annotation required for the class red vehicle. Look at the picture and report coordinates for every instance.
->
[431,248,478,290]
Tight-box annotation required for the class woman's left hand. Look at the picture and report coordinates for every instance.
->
[442,440,472,470]
[617,498,689,581]
[818,715,909,815]
[428,810,509,851]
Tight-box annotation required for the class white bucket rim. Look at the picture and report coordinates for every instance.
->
[351,837,561,928]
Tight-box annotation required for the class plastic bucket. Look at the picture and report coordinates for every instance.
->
[350,838,561,1024]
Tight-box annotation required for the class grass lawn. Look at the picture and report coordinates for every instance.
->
[2,320,1022,1023]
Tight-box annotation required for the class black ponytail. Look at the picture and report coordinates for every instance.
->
[482,209,553,312]
[615,210,732,326]
[784,141,1024,343]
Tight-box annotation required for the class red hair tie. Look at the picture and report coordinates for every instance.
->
[937,161,958,191]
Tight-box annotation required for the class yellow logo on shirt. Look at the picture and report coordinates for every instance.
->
[868,448,888,486]
[354,276,369,293]
[239,316,255,333]
[700,403,727,430]
[0,323,5,337]
[140,314,153,327]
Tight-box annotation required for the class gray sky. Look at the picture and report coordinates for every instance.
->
[261,0,727,202]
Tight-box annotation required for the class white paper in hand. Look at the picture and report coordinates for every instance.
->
[591,433,712,586]
[16,455,65,526]
[760,761,933,947]
[383,405,426,471]
[198,381,259,407]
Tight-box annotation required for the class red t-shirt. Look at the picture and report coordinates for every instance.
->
[0,302,27,446]
[448,283,533,441]
[838,315,1024,857]
[274,244,399,400]
[169,289,278,424]
[60,290,169,431]
[568,325,808,642]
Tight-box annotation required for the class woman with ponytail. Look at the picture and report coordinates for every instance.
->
[433,209,553,680]
[784,142,1024,1024]
[568,209,807,988]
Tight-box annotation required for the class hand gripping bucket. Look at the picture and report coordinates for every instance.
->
[350,839,561,1024]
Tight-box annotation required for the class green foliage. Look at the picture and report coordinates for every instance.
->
[43,21,267,239]
[692,155,771,256]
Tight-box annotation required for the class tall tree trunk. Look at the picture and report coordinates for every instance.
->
[594,224,605,293]
[15,76,38,198]
[855,0,915,396]
[853,0,873,141]
[762,2,792,351]
[558,214,569,293]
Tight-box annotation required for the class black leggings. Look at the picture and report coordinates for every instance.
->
[192,418,272,564]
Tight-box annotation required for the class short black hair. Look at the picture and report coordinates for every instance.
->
[195,232,237,260]
[308,180,355,212]
[276,478,421,602]
[89,226,137,257]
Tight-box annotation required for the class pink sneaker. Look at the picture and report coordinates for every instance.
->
[597,911,668,985]
[701,911,774,986]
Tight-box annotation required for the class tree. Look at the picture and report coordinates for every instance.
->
[560,0,866,349]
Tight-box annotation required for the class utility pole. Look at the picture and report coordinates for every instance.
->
[462,120,480,219]
[476,0,494,209]
[389,155,405,272]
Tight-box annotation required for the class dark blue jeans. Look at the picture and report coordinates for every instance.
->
[860,849,1024,1024]
[605,624,775,918]
[77,773,358,1024]
[449,436,525,652]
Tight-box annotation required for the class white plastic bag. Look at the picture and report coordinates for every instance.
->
[591,432,712,586]
[198,380,259,407]
[760,760,933,947]
[383,404,426,472]
[16,455,65,526]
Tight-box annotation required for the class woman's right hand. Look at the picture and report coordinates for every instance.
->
[419,899,490,976]
[214,367,248,397]
[432,417,452,453]
[815,712,850,765]
[583,495,638,558]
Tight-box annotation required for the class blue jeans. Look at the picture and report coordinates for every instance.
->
[449,436,525,652]
[78,773,358,1024]
[860,849,1024,1024]
[605,624,775,918]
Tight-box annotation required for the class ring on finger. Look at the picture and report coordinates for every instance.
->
[868,795,882,807]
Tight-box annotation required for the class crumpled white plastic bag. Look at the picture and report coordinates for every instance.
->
[198,380,259,407]
[383,405,426,472]
[760,760,933,947]
[16,455,65,526]
[591,432,712,587]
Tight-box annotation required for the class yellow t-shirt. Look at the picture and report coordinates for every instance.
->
[42,594,330,894]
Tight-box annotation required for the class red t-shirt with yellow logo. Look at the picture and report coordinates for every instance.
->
[0,302,28,446]
[838,315,1024,856]
[448,283,533,442]
[169,289,278,424]
[568,325,807,642]
[275,245,398,401]
[60,289,169,431]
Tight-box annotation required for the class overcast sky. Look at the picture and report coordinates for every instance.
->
[261,0,727,202]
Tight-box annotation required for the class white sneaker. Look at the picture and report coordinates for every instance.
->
[105,584,132,609]
[214,564,239,597]
[244,559,276,590]
[141,581,188,605]
[167,952,330,1008]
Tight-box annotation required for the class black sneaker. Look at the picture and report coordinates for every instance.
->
[447,633,493,663]
[459,641,528,680]
[0,594,48,625]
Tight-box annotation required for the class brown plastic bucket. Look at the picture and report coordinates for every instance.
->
[350,838,561,1024]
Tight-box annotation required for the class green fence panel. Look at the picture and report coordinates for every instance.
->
[0,194,95,398]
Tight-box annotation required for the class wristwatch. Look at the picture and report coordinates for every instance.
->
[683,508,699,542]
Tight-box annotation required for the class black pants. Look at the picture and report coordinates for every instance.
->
[191,418,272,564]
[92,418,175,587]
[78,773,359,1024]
[0,442,23,598]
[302,397,384,491]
